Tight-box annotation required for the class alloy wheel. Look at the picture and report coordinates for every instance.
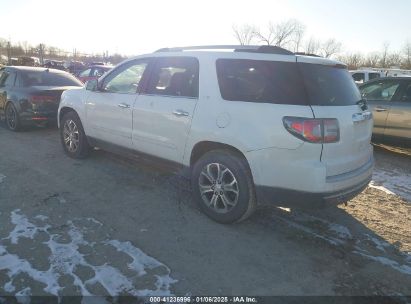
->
[198,162,239,214]
[6,105,17,130]
[63,119,80,152]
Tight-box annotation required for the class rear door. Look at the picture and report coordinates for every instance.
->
[384,80,411,139]
[132,56,199,163]
[298,59,373,177]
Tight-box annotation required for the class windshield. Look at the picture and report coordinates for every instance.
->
[299,63,361,106]
[21,71,83,87]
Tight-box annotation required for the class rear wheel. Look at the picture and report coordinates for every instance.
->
[5,103,21,131]
[191,150,257,224]
[60,111,91,158]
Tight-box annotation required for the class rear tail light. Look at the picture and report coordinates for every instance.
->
[283,117,339,143]
[29,95,57,104]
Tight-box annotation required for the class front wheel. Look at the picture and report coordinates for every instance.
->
[60,111,91,158]
[191,150,257,224]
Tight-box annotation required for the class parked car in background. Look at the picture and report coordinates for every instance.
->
[17,56,40,67]
[43,60,66,71]
[359,77,411,141]
[76,65,112,83]
[64,60,86,75]
[58,45,373,223]
[350,69,385,85]
[0,66,83,131]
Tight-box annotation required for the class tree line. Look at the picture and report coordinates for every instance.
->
[232,20,411,70]
[0,38,127,65]
[2,22,411,70]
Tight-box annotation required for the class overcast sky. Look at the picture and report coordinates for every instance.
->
[1,0,410,56]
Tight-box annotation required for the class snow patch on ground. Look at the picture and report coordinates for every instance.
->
[0,210,176,296]
[274,210,411,277]
[354,250,411,276]
[370,168,411,202]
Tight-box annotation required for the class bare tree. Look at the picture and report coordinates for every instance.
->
[364,52,381,67]
[232,24,256,45]
[339,53,364,70]
[291,22,305,52]
[387,52,402,68]
[403,41,411,69]
[321,38,342,58]
[305,37,321,55]
[253,19,304,48]
[380,42,390,68]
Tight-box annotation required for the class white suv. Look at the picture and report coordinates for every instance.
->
[58,45,373,223]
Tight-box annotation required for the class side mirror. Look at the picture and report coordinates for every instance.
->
[85,79,98,91]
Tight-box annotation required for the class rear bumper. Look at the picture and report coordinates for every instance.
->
[256,175,371,207]
[246,145,374,207]
[20,110,57,124]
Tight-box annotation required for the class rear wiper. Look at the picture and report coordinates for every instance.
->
[356,98,368,111]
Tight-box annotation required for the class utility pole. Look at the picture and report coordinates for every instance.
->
[7,41,11,65]
[39,44,44,65]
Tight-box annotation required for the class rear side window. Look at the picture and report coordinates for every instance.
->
[21,71,83,87]
[299,63,361,106]
[146,57,199,98]
[216,59,307,105]
[352,72,365,83]
[369,73,381,80]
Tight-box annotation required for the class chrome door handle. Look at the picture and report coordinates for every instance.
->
[375,107,387,112]
[172,110,189,117]
[118,103,130,109]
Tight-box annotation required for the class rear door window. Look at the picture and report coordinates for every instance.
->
[216,59,307,105]
[299,63,361,106]
[145,57,199,98]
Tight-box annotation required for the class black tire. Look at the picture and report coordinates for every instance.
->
[191,150,257,224]
[5,103,21,131]
[60,111,91,158]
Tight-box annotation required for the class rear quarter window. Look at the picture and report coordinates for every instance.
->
[299,63,361,106]
[216,59,308,105]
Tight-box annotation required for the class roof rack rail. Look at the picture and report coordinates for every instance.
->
[295,52,322,58]
[155,45,294,55]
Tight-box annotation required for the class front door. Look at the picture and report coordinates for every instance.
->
[361,80,403,136]
[85,59,151,148]
[384,80,411,139]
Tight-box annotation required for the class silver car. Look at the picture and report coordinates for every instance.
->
[359,77,411,141]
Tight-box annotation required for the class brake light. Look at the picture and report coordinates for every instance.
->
[283,117,339,143]
[29,95,57,104]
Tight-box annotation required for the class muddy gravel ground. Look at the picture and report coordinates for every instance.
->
[0,124,410,299]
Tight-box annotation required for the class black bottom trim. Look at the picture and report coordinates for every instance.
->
[256,177,371,208]
[87,136,191,177]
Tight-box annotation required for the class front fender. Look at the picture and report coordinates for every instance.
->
[58,88,88,129]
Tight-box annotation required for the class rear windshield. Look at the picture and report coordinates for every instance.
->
[299,63,361,106]
[216,59,307,105]
[21,71,83,87]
